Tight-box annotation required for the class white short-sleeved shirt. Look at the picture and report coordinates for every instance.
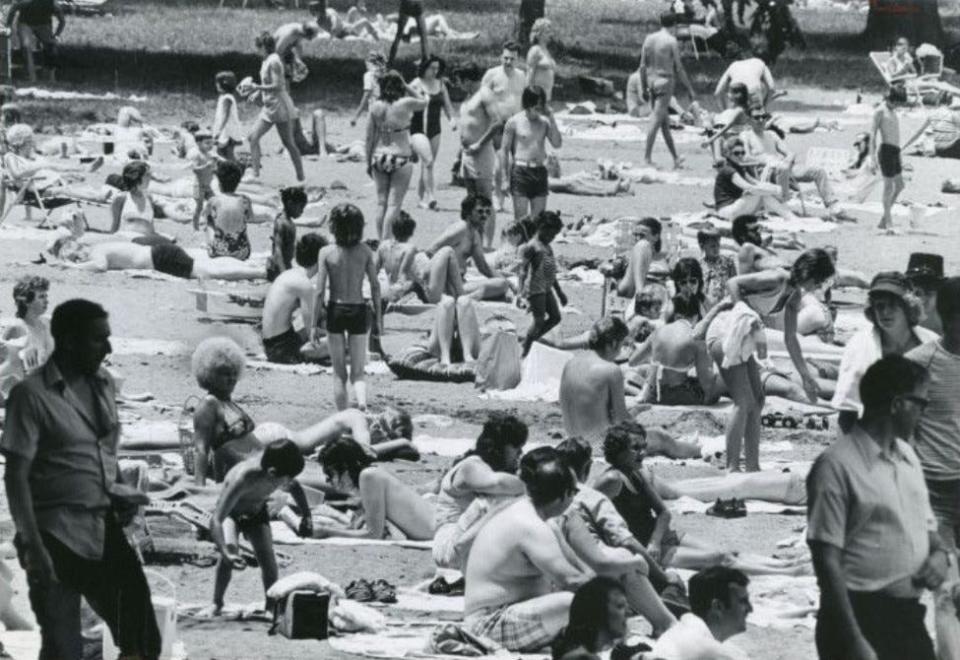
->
[650,614,750,659]
[806,425,936,596]
[907,340,960,479]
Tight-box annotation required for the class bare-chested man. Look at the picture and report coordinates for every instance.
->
[210,440,310,613]
[426,194,507,301]
[731,214,785,275]
[262,233,330,365]
[482,41,527,212]
[464,447,591,652]
[640,14,696,169]
[48,235,264,281]
[714,38,775,109]
[460,87,504,246]
[559,316,630,450]
[871,84,926,230]
[501,85,562,220]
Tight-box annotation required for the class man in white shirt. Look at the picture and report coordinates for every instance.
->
[650,566,752,659]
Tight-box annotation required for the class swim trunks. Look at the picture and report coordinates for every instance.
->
[399,0,423,17]
[655,376,706,406]
[230,505,270,535]
[371,151,415,174]
[459,142,496,186]
[648,75,675,104]
[878,143,902,178]
[263,327,304,364]
[510,163,549,198]
[150,244,194,279]
[327,302,370,335]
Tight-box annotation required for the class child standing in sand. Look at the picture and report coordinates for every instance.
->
[518,210,567,356]
[190,130,219,231]
[214,71,244,162]
[871,84,927,231]
[210,439,312,614]
[312,203,382,411]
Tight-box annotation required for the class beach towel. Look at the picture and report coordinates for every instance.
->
[482,343,572,403]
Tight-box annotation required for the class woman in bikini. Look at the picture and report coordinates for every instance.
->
[108,161,173,243]
[365,70,427,239]
[409,55,456,211]
[248,31,304,182]
[526,19,556,101]
[705,248,835,471]
[616,217,663,316]
[204,160,253,261]
[191,337,259,486]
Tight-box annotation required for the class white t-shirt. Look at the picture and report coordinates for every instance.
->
[363,70,381,100]
[649,614,749,660]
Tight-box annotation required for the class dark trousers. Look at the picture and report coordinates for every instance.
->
[815,590,936,660]
[517,0,545,46]
[19,515,161,660]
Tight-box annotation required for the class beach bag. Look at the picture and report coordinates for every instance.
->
[269,590,330,640]
[474,316,521,391]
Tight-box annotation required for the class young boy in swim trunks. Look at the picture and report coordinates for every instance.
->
[312,203,381,411]
[871,84,927,230]
[210,439,312,614]
[190,130,219,231]
[518,210,567,356]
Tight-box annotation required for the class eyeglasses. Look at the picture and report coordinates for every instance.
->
[900,394,930,411]
[731,150,746,156]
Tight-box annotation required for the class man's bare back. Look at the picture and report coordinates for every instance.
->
[560,352,626,442]
[642,30,679,81]
[262,267,313,338]
[378,239,416,284]
[221,459,288,517]
[464,498,554,614]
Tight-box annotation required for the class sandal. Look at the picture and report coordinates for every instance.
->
[706,498,747,519]
[345,579,375,602]
[370,578,398,604]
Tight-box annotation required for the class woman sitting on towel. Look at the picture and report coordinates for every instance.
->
[592,423,810,576]
[713,137,798,222]
[109,161,182,243]
[310,437,435,540]
[191,337,260,486]
[832,271,936,432]
[705,248,835,472]
[432,412,528,570]
[551,577,634,660]
[0,276,53,401]
[203,160,253,261]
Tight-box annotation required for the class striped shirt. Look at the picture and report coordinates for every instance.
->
[907,340,960,479]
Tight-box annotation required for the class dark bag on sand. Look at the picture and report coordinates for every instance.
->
[269,591,330,640]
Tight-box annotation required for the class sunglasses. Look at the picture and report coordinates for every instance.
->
[731,150,746,156]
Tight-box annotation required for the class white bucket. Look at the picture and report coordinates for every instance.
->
[102,570,177,660]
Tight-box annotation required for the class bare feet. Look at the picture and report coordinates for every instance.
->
[673,157,685,170]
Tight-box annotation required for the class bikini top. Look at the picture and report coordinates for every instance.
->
[744,280,792,318]
[212,400,256,452]
[119,191,156,226]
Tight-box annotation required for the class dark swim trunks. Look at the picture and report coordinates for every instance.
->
[263,327,304,364]
[399,0,423,17]
[878,143,902,178]
[510,164,549,198]
[326,302,370,335]
[150,243,194,279]
[230,505,270,535]
[655,377,707,406]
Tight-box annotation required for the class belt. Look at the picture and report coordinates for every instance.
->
[513,160,545,168]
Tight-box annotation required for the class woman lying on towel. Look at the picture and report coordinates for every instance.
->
[589,424,809,576]
[307,437,435,540]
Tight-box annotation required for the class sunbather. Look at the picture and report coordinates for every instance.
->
[285,406,418,462]
[433,412,528,570]
[311,436,435,540]
[592,423,810,575]
[713,136,798,221]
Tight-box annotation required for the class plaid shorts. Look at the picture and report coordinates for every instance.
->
[465,596,569,652]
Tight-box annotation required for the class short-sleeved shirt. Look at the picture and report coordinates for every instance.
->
[930,108,960,151]
[907,340,960,480]
[266,212,297,282]
[701,254,737,308]
[18,0,56,27]
[562,485,635,549]
[806,425,935,596]
[714,163,745,209]
[0,359,120,560]
[650,613,749,660]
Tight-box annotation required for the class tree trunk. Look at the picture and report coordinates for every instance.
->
[864,0,943,50]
